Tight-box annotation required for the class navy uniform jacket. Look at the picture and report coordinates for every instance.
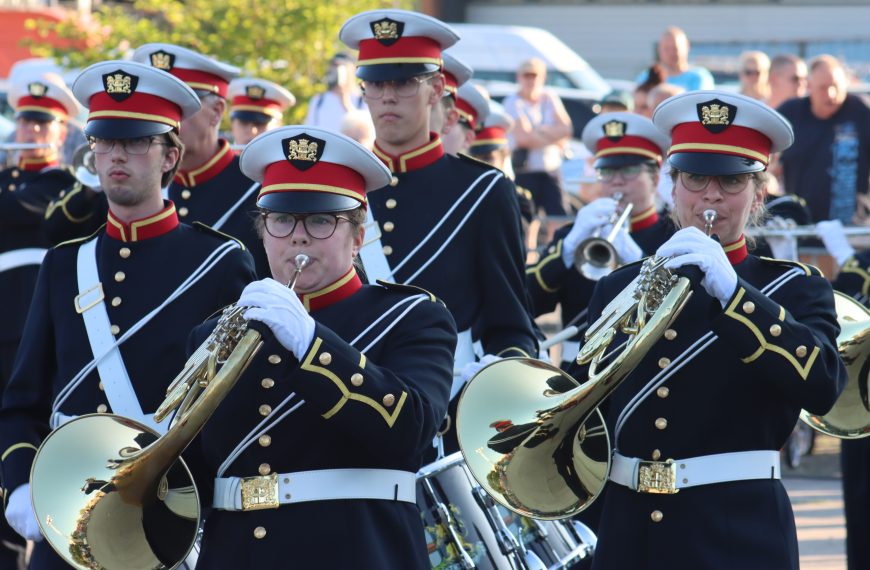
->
[369,137,537,359]
[43,181,108,245]
[526,209,675,366]
[187,277,457,570]
[570,248,845,570]
[831,251,870,570]
[0,204,255,570]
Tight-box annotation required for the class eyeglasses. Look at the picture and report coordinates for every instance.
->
[520,72,539,79]
[360,75,434,100]
[88,136,166,155]
[741,69,761,77]
[261,212,352,239]
[790,75,807,84]
[597,165,648,182]
[679,171,756,194]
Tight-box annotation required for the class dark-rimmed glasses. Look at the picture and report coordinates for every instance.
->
[679,171,756,194]
[88,136,166,155]
[261,212,352,239]
[597,165,649,182]
[360,74,435,100]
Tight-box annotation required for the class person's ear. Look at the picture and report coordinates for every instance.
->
[428,74,445,105]
[161,146,181,173]
[211,97,227,127]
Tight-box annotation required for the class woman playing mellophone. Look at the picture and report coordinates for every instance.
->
[574,91,847,569]
[185,126,457,569]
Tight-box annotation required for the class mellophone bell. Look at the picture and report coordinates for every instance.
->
[459,91,854,570]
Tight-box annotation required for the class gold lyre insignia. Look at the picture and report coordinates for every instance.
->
[150,52,173,71]
[701,104,730,126]
[28,82,48,98]
[603,120,626,139]
[287,138,319,162]
[106,74,132,95]
[373,20,399,41]
[246,85,266,100]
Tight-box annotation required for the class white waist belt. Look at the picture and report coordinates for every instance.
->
[0,248,46,272]
[213,468,417,511]
[610,450,780,494]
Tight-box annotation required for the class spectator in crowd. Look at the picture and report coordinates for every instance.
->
[647,83,685,210]
[304,53,367,132]
[768,54,808,110]
[600,89,634,113]
[635,26,714,92]
[739,50,771,101]
[776,55,870,223]
[340,109,375,149]
[503,57,573,239]
[633,63,667,118]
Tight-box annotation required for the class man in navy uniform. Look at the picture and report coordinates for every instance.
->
[227,77,296,146]
[526,112,672,368]
[339,9,537,453]
[0,60,256,569]
[0,68,80,570]
[187,126,456,569]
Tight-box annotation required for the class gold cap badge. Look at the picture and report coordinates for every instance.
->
[602,120,627,141]
[697,99,736,134]
[27,82,48,98]
[246,84,266,100]
[102,71,138,102]
[370,18,404,46]
[149,50,175,71]
[283,133,325,171]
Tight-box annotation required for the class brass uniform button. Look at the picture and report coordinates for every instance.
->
[664,329,677,340]
[383,221,395,232]
[111,297,122,307]
[253,526,267,539]
[97,404,108,413]
[59,190,66,198]
[350,373,364,387]
[656,386,670,399]
[11,170,19,178]
[651,449,662,461]
[742,301,755,314]
[258,463,271,476]
[318,352,332,365]
[655,418,668,430]
[769,324,782,337]
[261,378,275,389]
[382,245,393,256]
[382,393,396,407]
[110,325,120,335]
[658,357,670,369]
[796,345,808,358]
[114,271,125,282]
[258,434,272,447]
[178,207,189,217]
[650,510,663,523]
[181,189,191,199]
[268,354,282,365]
[259,404,272,417]
[98,382,105,391]
[386,198,397,209]
[7,184,15,191]
[389,176,399,187]
[119,247,131,259]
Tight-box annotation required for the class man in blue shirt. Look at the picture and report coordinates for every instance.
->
[636,26,714,92]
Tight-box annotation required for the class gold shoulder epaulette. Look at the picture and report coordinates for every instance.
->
[758,256,822,277]
[375,279,439,303]
[457,152,504,174]
[191,221,247,250]
[55,224,104,248]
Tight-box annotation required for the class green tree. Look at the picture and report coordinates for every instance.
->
[27,0,412,123]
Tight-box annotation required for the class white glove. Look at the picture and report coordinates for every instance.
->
[816,220,855,267]
[764,216,798,261]
[562,198,618,268]
[460,354,501,385]
[612,226,643,264]
[240,278,316,359]
[6,484,42,542]
[657,227,738,307]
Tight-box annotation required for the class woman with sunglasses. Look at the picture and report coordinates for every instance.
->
[184,126,457,569]
[574,91,846,569]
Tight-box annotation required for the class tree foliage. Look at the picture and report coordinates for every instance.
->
[27,0,412,123]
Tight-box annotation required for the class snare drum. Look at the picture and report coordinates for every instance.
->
[500,508,594,570]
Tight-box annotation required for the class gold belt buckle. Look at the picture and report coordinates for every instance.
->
[74,283,105,314]
[636,459,678,494]
[240,473,280,511]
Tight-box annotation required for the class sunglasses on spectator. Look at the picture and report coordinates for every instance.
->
[741,69,760,77]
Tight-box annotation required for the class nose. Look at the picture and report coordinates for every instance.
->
[290,220,312,245]
[701,179,725,201]
[109,141,127,162]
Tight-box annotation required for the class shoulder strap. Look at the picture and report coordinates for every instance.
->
[358,207,394,282]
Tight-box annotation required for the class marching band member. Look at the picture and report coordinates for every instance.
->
[188,126,456,569]
[527,112,672,368]
[0,61,255,569]
[0,68,79,570]
[815,218,870,570]
[429,50,472,154]
[227,77,296,146]
[574,91,846,569]
[339,9,537,454]
[443,82,490,156]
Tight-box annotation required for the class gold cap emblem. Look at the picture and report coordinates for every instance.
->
[102,71,139,102]
[602,120,627,140]
[283,133,325,171]
[246,84,266,100]
[27,82,48,98]
[370,18,404,46]
[696,99,736,133]
[149,50,175,71]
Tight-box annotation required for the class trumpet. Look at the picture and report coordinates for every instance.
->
[70,143,100,188]
[30,254,310,570]
[574,193,634,281]
[0,143,53,151]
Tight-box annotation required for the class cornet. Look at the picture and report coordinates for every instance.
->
[574,193,634,281]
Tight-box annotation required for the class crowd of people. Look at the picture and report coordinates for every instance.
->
[0,9,867,570]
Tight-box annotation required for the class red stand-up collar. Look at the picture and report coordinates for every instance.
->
[373,133,444,174]
[106,201,179,243]
[299,267,362,312]
[174,139,234,187]
[723,234,748,265]
[630,206,659,232]
[19,154,60,172]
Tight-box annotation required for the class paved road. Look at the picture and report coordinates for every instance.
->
[784,477,845,570]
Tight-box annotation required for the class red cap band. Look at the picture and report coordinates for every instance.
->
[171,68,230,97]
[595,134,663,163]
[259,160,367,204]
[16,95,69,120]
[87,91,183,129]
[669,122,772,165]
[455,97,478,130]
[472,126,508,147]
[231,95,283,118]
[358,36,442,66]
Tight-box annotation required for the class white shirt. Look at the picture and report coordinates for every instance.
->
[304,90,367,133]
